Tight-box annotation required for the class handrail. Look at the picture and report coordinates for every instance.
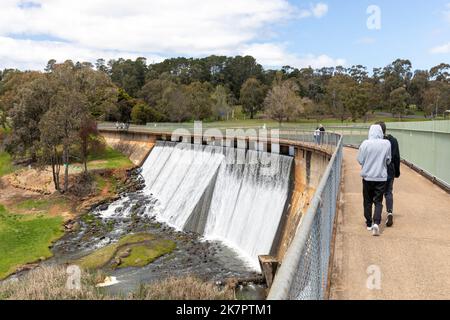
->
[268,134,343,300]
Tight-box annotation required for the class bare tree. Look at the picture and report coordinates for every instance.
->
[264,80,304,124]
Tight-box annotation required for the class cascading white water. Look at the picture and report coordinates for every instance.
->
[141,142,224,228]
[203,149,293,268]
[141,141,293,269]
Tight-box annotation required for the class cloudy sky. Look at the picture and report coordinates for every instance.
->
[1,0,449,71]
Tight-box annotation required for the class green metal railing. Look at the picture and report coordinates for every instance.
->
[328,121,450,188]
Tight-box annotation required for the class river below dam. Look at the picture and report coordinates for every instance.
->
[50,142,294,298]
[51,190,261,296]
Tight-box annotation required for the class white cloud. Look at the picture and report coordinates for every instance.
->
[430,42,450,54]
[0,36,164,70]
[445,3,450,22]
[356,37,376,45]
[0,0,337,70]
[298,3,329,19]
[311,3,329,18]
[240,43,345,69]
[0,0,293,53]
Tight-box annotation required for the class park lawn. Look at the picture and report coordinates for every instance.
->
[188,115,432,129]
[0,205,64,280]
[86,147,133,170]
[0,152,15,177]
[14,197,68,213]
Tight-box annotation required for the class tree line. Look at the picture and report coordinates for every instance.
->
[95,56,450,122]
[1,56,450,128]
[0,56,449,192]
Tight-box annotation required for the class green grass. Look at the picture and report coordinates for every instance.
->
[15,198,67,212]
[94,175,107,190]
[93,174,121,195]
[118,240,176,269]
[0,205,64,280]
[0,152,15,177]
[86,147,133,170]
[75,232,176,270]
[75,233,156,269]
[165,115,433,130]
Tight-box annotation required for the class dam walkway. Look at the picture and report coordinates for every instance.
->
[329,147,450,300]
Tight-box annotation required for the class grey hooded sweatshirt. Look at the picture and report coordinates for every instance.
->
[357,125,392,182]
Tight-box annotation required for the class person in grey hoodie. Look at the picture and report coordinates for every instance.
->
[357,124,391,236]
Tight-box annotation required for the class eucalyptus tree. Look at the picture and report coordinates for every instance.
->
[240,78,265,119]
[389,87,411,120]
[264,79,304,124]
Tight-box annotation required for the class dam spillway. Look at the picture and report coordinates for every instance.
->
[141,141,294,268]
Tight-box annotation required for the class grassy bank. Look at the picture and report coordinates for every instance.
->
[86,147,133,170]
[0,265,234,300]
[0,205,64,280]
[0,145,134,279]
[14,198,68,212]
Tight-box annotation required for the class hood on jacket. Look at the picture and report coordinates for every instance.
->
[368,124,384,140]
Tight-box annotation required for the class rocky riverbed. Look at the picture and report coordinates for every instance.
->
[49,168,265,298]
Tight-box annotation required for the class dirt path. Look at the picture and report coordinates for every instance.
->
[330,147,450,300]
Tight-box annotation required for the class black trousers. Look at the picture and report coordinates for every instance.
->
[384,178,394,213]
[363,180,386,226]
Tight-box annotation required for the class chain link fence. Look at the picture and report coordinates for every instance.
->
[268,134,343,300]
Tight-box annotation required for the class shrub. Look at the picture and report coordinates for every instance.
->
[0,265,235,300]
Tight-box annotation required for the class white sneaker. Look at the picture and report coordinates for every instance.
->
[372,224,380,236]
[367,225,373,231]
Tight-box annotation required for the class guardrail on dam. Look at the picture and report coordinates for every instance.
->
[268,134,343,300]
[98,123,344,300]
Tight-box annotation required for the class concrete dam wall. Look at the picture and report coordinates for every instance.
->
[100,129,331,269]
[101,130,156,166]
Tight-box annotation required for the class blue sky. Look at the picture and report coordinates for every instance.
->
[279,0,450,71]
[0,0,449,71]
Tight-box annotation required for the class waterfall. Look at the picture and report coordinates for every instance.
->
[204,149,293,268]
[141,142,224,228]
[141,141,293,268]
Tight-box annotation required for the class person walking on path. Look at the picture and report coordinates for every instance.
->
[376,122,401,228]
[314,127,320,145]
[357,124,391,236]
[318,124,325,145]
